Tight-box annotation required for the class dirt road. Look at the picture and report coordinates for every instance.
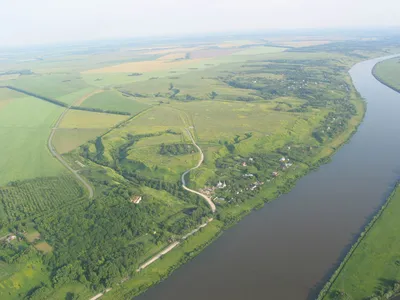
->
[47,92,95,198]
[181,129,216,213]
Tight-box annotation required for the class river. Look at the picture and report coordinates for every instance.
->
[136,55,400,300]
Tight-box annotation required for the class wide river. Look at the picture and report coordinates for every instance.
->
[136,55,400,300]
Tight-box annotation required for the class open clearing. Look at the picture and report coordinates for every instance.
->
[0,94,64,185]
[53,128,105,154]
[80,90,150,114]
[59,110,128,129]
[34,242,53,253]
[0,260,50,300]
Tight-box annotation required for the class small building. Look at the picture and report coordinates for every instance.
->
[242,162,247,167]
[216,181,226,189]
[272,171,279,177]
[280,157,286,162]
[6,235,16,242]
[243,173,254,177]
[131,196,142,204]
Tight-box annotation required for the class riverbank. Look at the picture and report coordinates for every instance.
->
[318,183,400,299]
[99,74,367,300]
[372,57,400,93]
[317,56,400,300]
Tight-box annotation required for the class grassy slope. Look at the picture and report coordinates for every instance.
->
[373,57,400,92]
[52,109,129,154]
[0,94,64,184]
[81,90,150,114]
[323,186,400,299]
[53,128,105,154]
[59,110,128,128]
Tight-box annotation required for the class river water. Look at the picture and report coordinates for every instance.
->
[136,55,400,300]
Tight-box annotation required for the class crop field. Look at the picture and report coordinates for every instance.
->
[374,57,400,91]
[0,94,64,185]
[80,90,150,114]
[0,175,83,223]
[57,86,98,105]
[53,109,129,153]
[323,186,400,299]
[59,109,128,128]
[53,128,105,154]
[232,46,286,55]
[82,58,206,74]
[6,73,91,100]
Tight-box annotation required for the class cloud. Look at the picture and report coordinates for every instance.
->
[1,0,400,46]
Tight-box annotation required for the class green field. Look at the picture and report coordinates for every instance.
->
[321,186,400,300]
[81,90,150,114]
[53,128,105,154]
[374,57,400,92]
[59,109,128,128]
[0,92,64,184]
[6,74,91,101]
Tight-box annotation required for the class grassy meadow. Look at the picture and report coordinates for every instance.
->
[80,90,150,114]
[373,57,400,92]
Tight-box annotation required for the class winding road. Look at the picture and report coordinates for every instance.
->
[181,129,216,213]
[47,93,95,198]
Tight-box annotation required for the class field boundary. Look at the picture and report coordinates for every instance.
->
[317,182,400,299]
[48,103,94,199]
[0,86,130,116]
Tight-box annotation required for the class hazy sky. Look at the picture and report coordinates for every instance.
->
[1,0,400,46]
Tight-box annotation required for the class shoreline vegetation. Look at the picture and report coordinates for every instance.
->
[317,183,400,300]
[372,57,400,94]
[318,57,400,300]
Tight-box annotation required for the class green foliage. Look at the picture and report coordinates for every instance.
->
[0,175,84,224]
[159,143,196,156]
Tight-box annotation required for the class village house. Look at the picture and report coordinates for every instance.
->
[130,196,142,204]
[243,173,254,177]
[216,181,227,189]
[6,235,17,243]
[280,157,286,162]
[272,171,279,177]
[242,161,247,167]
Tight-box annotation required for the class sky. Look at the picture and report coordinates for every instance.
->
[1,0,400,46]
